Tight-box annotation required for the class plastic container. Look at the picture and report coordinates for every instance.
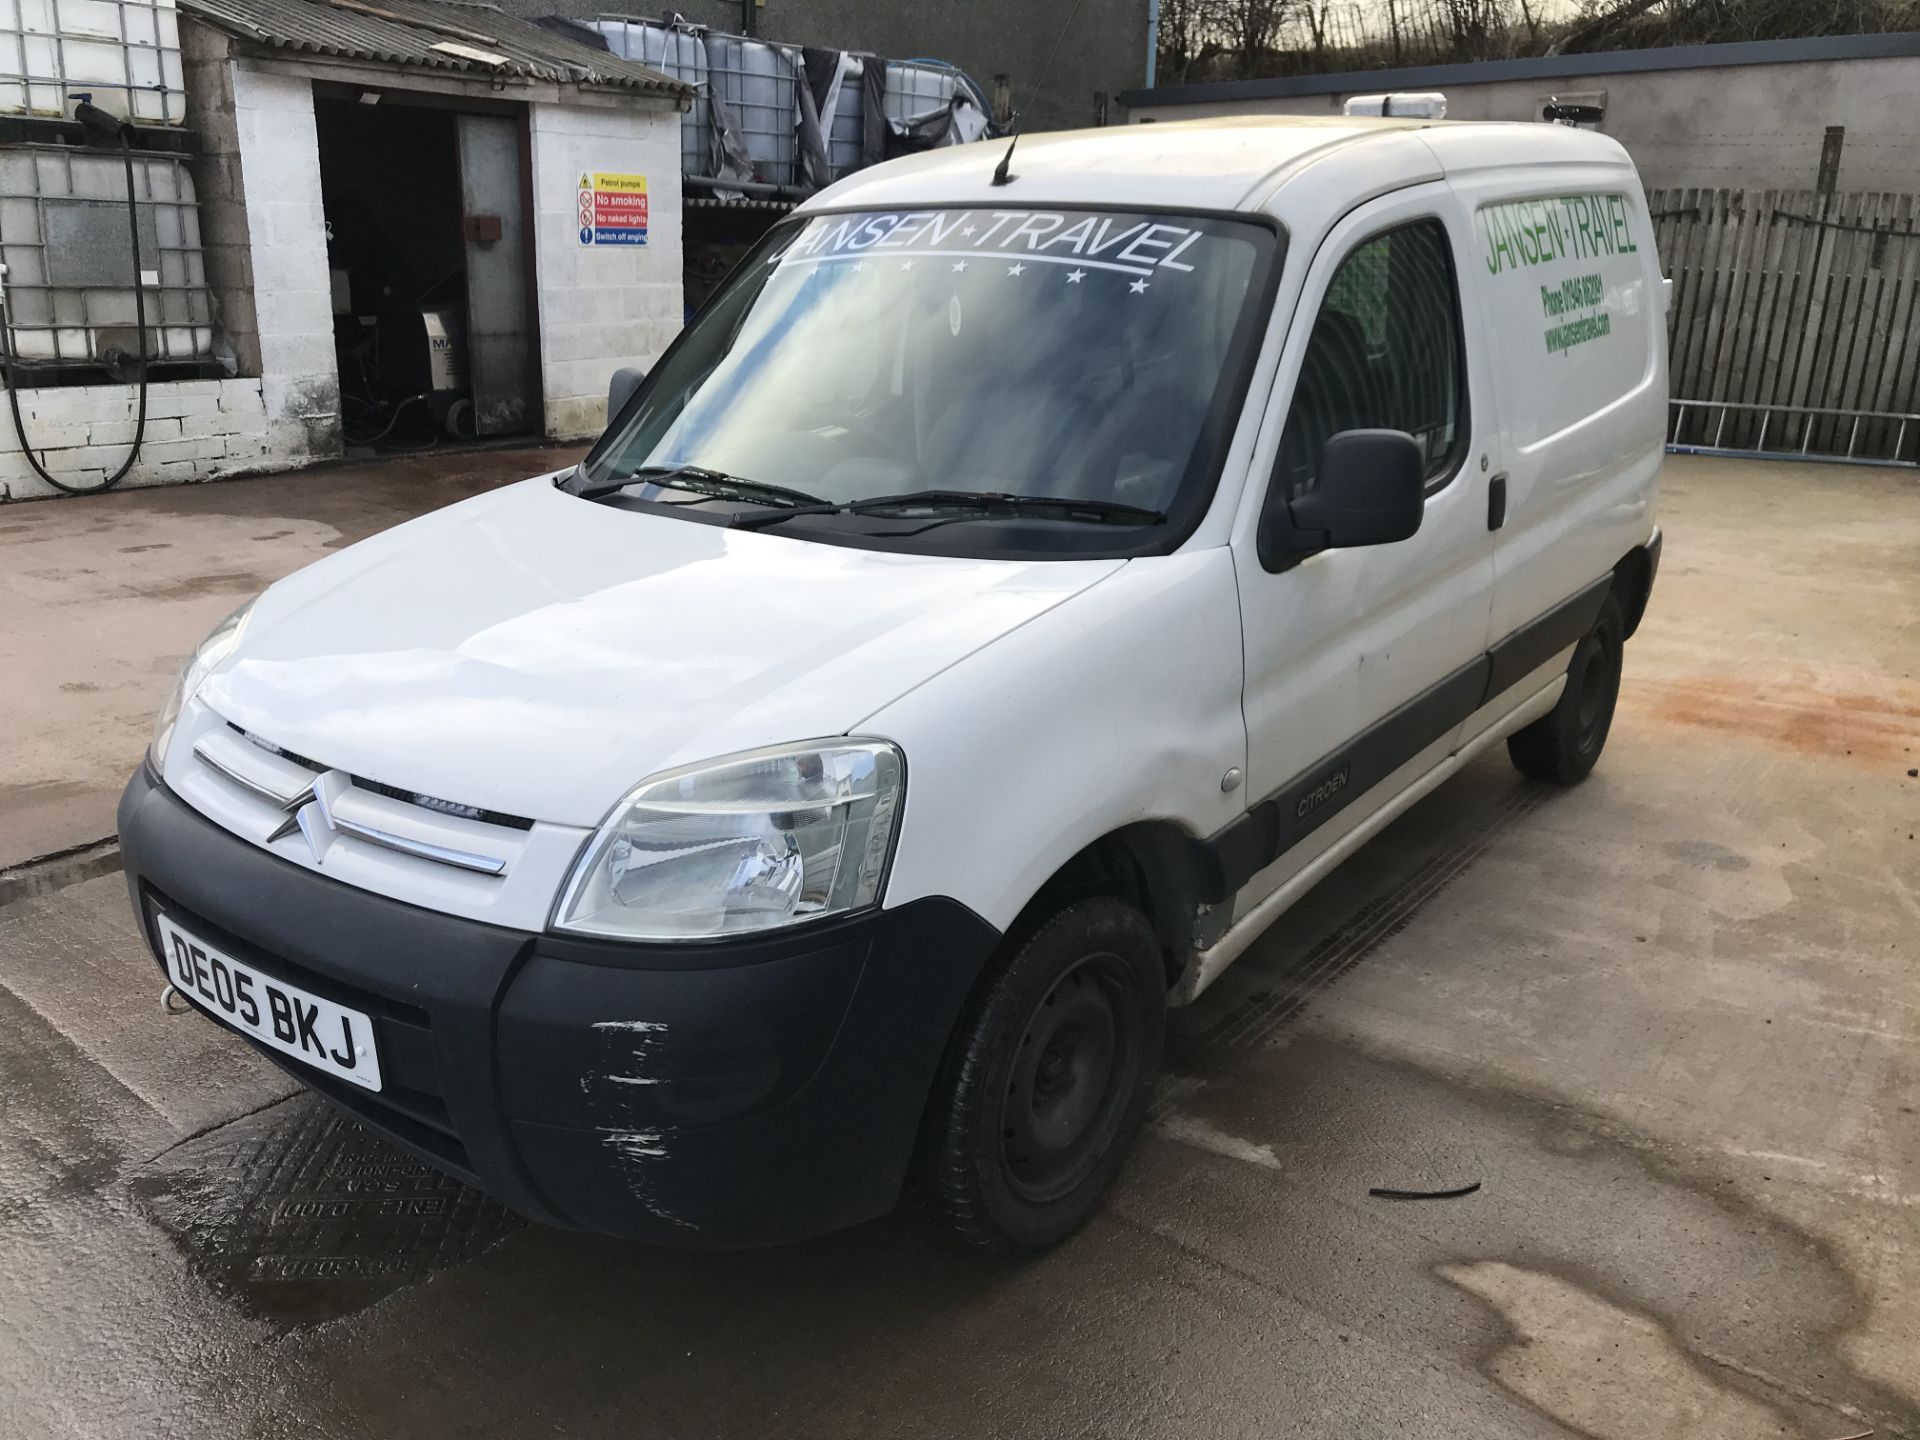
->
[883,60,959,126]
[0,144,211,362]
[0,0,186,125]
[703,32,797,189]
[588,17,709,177]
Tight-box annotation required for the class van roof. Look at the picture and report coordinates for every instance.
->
[802,115,1635,218]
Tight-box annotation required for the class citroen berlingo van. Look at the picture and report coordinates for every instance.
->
[123,113,1664,1253]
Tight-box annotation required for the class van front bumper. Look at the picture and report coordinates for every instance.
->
[118,766,998,1247]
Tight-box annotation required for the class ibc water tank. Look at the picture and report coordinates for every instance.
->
[702,32,798,188]
[0,0,186,125]
[0,145,212,363]
[883,61,959,126]
[587,17,709,177]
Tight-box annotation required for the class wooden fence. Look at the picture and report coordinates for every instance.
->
[1651,188,1920,464]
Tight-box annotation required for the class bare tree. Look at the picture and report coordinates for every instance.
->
[1170,0,1920,84]
[1515,0,1542,46]
[1301,0,1336,59]
[1155,0,1230,83]
[1550,0,1665,54]
[1218,0,1292,77]
[1433,0,1506,58]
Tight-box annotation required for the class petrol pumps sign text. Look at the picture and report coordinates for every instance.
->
[579,172,649,246]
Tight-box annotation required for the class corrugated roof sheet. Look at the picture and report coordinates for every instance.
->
[179,0,691,97]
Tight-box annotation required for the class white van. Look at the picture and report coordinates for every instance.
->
[123,115,1664,1253]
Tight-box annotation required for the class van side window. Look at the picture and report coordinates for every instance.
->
[1276,219,1468,500]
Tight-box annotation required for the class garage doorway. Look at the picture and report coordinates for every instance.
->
[314,91,537,450]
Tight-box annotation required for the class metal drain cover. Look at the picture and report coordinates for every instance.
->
[131,1094,523,1328]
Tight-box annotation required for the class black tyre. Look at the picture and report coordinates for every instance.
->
[920,897,1165,1254]
[1508,591,1626,784]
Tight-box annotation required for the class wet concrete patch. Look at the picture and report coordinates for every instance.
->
[1662,837,1751,870]
[66,569,282,605]
[1128,1032,1920,1440]
[0,983,161,1223]
[130,1095,523,1329]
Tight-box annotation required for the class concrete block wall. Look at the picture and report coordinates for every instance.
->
[0,379,274,501]
[529,101,684,440]
[228,65,343,461]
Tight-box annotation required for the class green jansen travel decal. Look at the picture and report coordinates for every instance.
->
[1478,194,1638,275]
[1478,194,1638,356]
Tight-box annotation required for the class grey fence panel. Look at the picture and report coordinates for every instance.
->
[1653,186,1920,463]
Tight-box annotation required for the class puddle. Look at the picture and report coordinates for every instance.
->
[131,1094,523,1329]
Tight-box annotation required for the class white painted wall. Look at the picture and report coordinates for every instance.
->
[228,65,342,460]
[0,379,274,501]
[528,100,684,440]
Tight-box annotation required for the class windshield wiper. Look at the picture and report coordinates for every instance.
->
[730,489,1167,531]
[570,464,826,509]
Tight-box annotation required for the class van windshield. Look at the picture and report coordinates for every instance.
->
[576,206,1277,556]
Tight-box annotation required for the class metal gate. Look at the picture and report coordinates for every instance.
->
[1652,188,1920,466]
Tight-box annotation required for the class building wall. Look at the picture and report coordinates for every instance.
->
[227,65,345,460]
[501,0,1150,132]
[181,23,261,377]
[0,379,277,501]
[1127,54,1920,193]
[1,38,341,500]
[527,100,685,440]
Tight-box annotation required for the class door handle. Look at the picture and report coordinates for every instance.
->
[1487,473,1508,531]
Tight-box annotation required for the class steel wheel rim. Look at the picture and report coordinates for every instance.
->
[999,952,1142,1205]
[1574,628,1616,750]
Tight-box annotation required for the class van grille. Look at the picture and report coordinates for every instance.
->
[189,723,533,879]
[230,725,535,830]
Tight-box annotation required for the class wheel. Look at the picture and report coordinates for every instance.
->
[1508,591,1626,784]
[920,897,1165,1254]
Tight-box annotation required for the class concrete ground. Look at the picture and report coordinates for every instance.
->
[0,454,1916,1439]
[0,442,583,872]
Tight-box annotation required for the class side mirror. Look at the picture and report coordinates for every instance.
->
[607,366,646,422]
[1261,429,1425,567]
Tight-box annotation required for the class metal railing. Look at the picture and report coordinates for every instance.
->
[1667,398,1920,468]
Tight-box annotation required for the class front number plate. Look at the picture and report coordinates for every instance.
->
[155,912,383,1092]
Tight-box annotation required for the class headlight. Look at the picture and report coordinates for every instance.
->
[554,740,904,941]
[149,599,255,773]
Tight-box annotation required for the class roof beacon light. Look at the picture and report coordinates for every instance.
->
[1343,92,1447,120]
